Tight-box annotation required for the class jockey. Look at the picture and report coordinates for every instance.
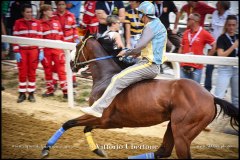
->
[80,1,167,117]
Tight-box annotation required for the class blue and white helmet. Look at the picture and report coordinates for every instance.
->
[137,1,156,19]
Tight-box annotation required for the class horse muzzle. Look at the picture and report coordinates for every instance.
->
[70,60,86,72]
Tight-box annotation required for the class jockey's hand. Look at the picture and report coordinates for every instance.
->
[117,50,126,57]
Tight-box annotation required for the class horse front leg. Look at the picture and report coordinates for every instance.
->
[83,126,108,158]
[41,115,100,158]
[154,121,174,158]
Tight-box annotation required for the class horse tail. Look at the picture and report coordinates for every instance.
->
[214,97,239,131]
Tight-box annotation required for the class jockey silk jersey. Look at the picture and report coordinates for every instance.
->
[125,18,167,65]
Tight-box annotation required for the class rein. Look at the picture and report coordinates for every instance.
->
[73,35,115,67]
[76,55,114,65]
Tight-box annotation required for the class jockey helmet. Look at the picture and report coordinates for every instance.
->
[137,1,156,19]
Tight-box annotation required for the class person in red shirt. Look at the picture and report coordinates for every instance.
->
[13,4,43,103]
[51,1,79,89]
[40,4,68,98]
[176,1,215,27]
[82,1,99,34]
[178,13,216,83]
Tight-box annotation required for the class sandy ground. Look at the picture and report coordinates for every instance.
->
[1,62,239,159]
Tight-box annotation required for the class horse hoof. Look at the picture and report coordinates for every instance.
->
[93,149,108,158]
[41,148,50,159]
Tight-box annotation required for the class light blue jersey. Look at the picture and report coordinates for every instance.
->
[126,18,167,64]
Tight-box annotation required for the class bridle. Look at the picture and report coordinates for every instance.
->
[73,35,114,69]
[73,35,94,69]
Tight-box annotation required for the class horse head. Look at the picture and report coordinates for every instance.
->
[71,30,97,72]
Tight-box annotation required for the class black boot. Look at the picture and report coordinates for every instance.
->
[28,92,36,102]
[63,93,68,99]
[17,92,26,103]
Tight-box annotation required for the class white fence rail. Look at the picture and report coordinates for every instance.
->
[2,35,239,107]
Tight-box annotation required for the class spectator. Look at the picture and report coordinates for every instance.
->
[53,1,78,42]
[176,1,216,27]
[152,1,181,53]
[214,15,238,108]
[101,15,125,49]
[204,1,232,92]
[178,13,216,83]
[9,1,31,34]
[82,1,99,34]
[66,1,81,26]
[125,1,144,49]
[52,1,79,89]
[40,4,68,99]
[95,1,125,35]
[13,4,43,103]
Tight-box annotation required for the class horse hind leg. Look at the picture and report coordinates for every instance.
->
[41,115,102,159]
[171,108,214,159]
[154,121,174,159]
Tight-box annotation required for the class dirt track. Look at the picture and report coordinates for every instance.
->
[1,63,239,159]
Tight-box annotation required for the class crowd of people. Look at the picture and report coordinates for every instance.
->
[1,1,238,109]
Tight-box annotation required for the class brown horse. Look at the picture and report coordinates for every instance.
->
[41,31,238,159]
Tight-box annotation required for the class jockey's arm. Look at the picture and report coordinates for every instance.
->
[125,26,154,56]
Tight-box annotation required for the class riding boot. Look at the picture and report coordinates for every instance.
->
[17,92,26,103]
[28,92,36,102]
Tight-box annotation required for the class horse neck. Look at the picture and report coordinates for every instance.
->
[87,40,122,86]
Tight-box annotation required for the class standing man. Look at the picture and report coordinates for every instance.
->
[82,1,99,34]
[204,1,232,92]
[125,1,144,49]
[95,1,125,35]
[175,1,215,27]
[178,13,216,83]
